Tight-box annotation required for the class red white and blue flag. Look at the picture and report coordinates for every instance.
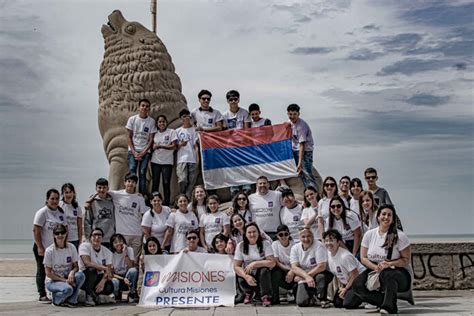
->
[199,123,297,190]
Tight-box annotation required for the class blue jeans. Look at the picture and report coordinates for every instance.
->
[127,151,151,194]
[293,150,317,190]
[46,271,85,305]
[112,267,139,298]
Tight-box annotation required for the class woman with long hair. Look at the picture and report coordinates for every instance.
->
[188,185,208,220]
[44,224,85,307]
[359,190,378,232]
[140,236,163,272]
[60,183,83,249]
[199,195,230,252]
[318,177,339,222]
[301,186,323,240]
[349,178,363,214]
[33,188,67,302]
[212,233,230,255]
[353,205,412,314]
[110,233,139,303]
[230,191,253,223]
[234,223,275,307]
[141,191,171,246]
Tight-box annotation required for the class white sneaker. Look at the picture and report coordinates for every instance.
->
[84,295,96,307]
[364,303,378,309]
[97,294,116,304]
[380,308,389,314]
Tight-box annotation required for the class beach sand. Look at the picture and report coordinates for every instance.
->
[0,260,35,277]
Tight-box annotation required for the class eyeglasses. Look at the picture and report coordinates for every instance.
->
[228,97,239,102]
[54,231,66,236]
[330,204,343,209]
[201,97,211,101]
[187,236,197,240]
[365,176,377,180]
[92,233,103,237]
[277,232,289,237]
[324,183,336,187]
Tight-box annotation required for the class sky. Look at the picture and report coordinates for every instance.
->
[0,0,473,239]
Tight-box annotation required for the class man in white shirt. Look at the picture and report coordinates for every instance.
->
[125,98,157,194]
[222,90,252,197]
[191,90,224,132]
[248,176,282,239]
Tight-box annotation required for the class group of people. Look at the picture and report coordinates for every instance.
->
[126,89,320,202]
[33,165,413,314]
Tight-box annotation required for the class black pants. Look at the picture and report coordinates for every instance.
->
[81,268,114,298]
[151,163,173,206]
[33,243,46,297]
[270,267,295,304]
[295,270,333,307]
[333,287,363,309]
[353,268,411,314]
[238,267,272,298]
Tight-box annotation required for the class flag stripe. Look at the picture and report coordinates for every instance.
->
[202,139,293,170]
[200,123,291,149]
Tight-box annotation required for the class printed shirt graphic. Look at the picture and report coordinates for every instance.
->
[328,247,365,285]
[59,201,83,241]
[176,127,198,163]
[43,243,78,281]
[165,211,199,253]
[280,204,304,242]
[126,114,157,152]
[33,206,67,248]
[222,107,250,130]
[78,242,112,271]
[362,228,410,264]
[109,190,148,236]
[199,212,230,247]
[152,129,177,165]
[248,190,282,233]
[290,239,327,271]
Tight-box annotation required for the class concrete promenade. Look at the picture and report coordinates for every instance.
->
[1,276,473,316]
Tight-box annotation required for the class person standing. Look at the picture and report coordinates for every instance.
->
[248,103,272,128]
[222,90,252,197]
[287,104,321,192]
[60,183,83,250]
[364,167,393,206]
[339,176,352,208]
[126,98,157,195]
[33,189,67,303]
[191,89,224,132]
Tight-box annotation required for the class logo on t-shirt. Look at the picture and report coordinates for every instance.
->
[191,220,195,226]
[310,257,316,265]
[336,266,342,273]
[215,218,221,224]
[144,271,160,287]
[208,118,213,124]
[73,210,77,216]
[293,215,299,222]
[59,216,64,221]
[344,223,351,231]
[268,201,273,207]
[144,127,149,132]
[102,259,106,265]
[131,202,137,208]
[66,256,72,263]
[227,118,237,129]
[164,136,169,141]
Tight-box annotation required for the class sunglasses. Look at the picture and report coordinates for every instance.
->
[228,97,239,102]
[277,232,289,237]
[324,183,336,187]
[187,236,197,240]
[92,233,103,237]
[201,97,211,101]
[54,231,66,236]
[365,176,377,180]
[330,204,343,209]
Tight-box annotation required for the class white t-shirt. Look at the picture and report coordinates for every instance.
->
[59,201,83,242]
[249,190,282,233]
[328,247,366,285]
[176,126,198,163]
[350,198,359,215]
[191,107,224,129]
[280,204,304,242]
[290,240,327,271]
[272,240,295,267]
[78,242,113,271]
[112,247,135,276]
[141,207,171,245]
[222,107,251,130]
[237,209,254,224]
[317,197,331,221]
[109,190,148,236]
[33,206,67,248]
[324,211,361,241]
[187,203,206,221]
[250,118,270,128]
[43,243,78,282]
[234,240,273,268]
[125,114,157,152]
[199,211,230,247]
[362,228,410,264]
[151,129,177,165]
[165,210,199,253]
[301,206,321,239]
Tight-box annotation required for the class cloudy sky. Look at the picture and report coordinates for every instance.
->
[1,0,473,239]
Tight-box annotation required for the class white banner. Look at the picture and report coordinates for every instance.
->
[139,252,236,307]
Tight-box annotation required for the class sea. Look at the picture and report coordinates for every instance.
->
[1,235,473,260]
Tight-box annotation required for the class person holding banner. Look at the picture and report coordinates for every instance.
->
[199,195,230,252]
[290,226,333,308]
[163,194,199,253]
[234,223,275,307]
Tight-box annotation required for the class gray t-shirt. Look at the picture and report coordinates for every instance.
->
[290,118,314,151]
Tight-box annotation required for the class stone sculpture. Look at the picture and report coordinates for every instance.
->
[98,10,187,190]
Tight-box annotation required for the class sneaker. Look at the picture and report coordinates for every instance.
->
[85,295,96,307]
[97,294,116,304]
[286,292,295,303]
[261,295,271,307]
[243,293,252,304]
[380,308,389,314]
[365,303,378,309]
[39,296,51,303]
[64,301,77,308]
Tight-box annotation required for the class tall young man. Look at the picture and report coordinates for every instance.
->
[364,167,393,206]
[191,89,224,132]
[125,98,157,194]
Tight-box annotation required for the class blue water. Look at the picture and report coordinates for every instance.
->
[1,235,473,259]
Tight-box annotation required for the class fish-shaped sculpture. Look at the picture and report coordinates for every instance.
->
[99,10,187,189]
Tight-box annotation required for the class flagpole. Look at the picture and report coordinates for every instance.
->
[151,0,157,33]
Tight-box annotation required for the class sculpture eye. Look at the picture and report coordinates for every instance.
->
[125,24,136,34]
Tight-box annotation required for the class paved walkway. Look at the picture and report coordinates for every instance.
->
[0,277,473,315]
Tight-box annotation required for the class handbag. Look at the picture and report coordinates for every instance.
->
[366,271,381,291]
